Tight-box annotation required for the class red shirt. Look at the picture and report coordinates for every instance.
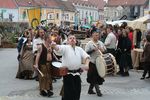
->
[128,32,134,49]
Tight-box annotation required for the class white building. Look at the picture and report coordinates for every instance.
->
[0,0,18,22]
[73,3,99,23]
[68,0,104,25]
[104,0,148,21]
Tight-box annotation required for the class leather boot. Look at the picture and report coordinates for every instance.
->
[47,90,54,97]
[88,84,96,94]
[40,90,47,96]
[95,84,102,97]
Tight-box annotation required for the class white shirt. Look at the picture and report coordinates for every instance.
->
[55,45,89,70]
[32,37,44,53]
[104,32,117,49]
[85,40,106,64]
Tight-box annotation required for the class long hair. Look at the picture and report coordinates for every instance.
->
[35,29,44,39]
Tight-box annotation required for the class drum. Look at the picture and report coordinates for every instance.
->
[96,55,106,78]
[52,62,68,77]
[96,53,117,77]
[103,53,115,75]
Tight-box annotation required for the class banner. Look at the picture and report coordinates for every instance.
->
[88,16,93,25]
[27,8,41,28]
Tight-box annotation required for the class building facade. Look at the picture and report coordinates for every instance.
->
[68,0,104,25]
[15,0,76,26]
[104,0,148,21]
[0,0,104,26]
[0,0,18,22]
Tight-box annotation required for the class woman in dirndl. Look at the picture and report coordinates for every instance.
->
[16,31,34,79]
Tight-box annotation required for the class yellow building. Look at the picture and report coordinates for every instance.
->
[16,0,76,26]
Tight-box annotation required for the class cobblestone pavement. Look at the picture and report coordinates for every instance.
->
[0,49,150,100]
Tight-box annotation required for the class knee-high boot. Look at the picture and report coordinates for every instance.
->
[95,84,102,97]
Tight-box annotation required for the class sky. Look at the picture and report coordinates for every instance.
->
[104,0,108,2]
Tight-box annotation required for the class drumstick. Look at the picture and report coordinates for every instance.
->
[37,68,44,77]
[92,43,103,56]
[52,52,59,61]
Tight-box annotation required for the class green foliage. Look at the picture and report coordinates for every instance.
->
[0,22,29,43]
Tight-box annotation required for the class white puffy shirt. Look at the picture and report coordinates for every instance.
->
[104,32,117,49]
[32,38,44,53]
[55,45,90,70]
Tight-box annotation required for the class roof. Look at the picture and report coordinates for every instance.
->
[89,0,104,10]
[69,0,104,10]
[107,0,148,7]
[15,0,60,8]
[56,0,76,12]
[0,0,17,9]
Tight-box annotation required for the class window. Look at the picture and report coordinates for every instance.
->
[22,11,26,19]
[90,12,91,16]
[64,13,69,21]
[9,14,13,21]
[56,13,59,19]
[47,13,54,20]
[95,12,97,20]
[114,11,118,17]
[82,11,84,19]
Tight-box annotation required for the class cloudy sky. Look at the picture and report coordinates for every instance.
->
[103,0,108,2]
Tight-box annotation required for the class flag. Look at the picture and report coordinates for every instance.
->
[88,16,93,25]
[27,8,41,28]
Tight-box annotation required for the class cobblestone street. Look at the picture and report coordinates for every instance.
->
[0,48,150,100]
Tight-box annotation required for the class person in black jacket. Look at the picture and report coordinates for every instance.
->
[117,29,132,76]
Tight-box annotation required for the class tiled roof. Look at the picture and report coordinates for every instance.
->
[107,0,147,7]
[89,0,104,10]
[15,0,60,8]
[69,0,104,10]
[0,0,17,9]
[56,0,76,12]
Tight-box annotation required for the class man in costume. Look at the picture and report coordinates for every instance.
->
[52,34,90,100]
[34,33,53,97]
[85,31,105,97]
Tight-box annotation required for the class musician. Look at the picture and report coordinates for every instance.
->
[85,31,105,97]
[34,34,53,97]
[51,34,90,100]
[32,29,45,80]
[33,29,45,54]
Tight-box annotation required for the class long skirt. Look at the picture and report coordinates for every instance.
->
[87,62,105,85]
[16,50,34,79]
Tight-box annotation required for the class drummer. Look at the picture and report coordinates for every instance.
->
[34,34,54,97]
[51,34,90,100]
[32,29,45,81]
[85,31,105,97]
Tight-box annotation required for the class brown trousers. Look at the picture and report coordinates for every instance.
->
[38,63,52,91]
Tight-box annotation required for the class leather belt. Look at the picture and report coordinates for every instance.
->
[68,68,82,73]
